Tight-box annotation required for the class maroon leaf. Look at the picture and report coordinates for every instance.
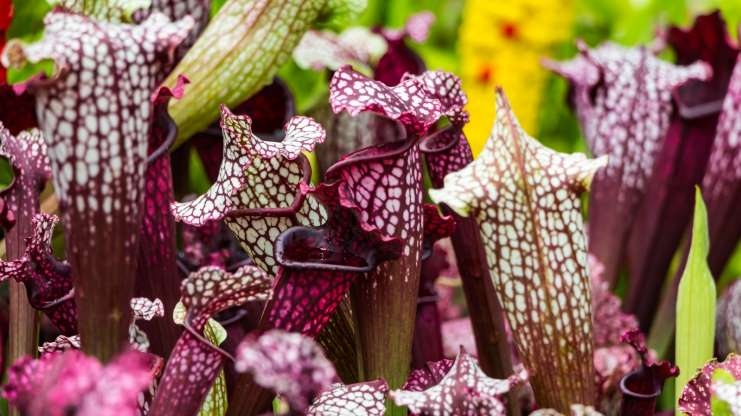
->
[0,213,75,333]
[619,330,678,415]
[590,258,639,348]
[329,65,442,135]
[373,12,434,86]
[545,42,711,286]
[235,329,338,412]
[317,68,457,175]
[625,13,740,328]
[2,349,159,416]
[421,125,515,383]
[0,122,51,362]
[389,347,527,415]
[3,10,194,360]
[307,379,389,416]
[717,281,741,359]
[412,207,455,368]
[134,75,188,358]
[404,358,454,391]
[701,52,741,277]
[135,0,211,60]
[0,87,37,135]
[414,70,469,127]
[326,66,454,395]
[324,138,425,391]
[264,181,402,337]
[150,265,271,416]
[678,354,741,415]
[667,11,739,115]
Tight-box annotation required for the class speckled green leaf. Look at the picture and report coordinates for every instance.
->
[52,0,151,22]
[163,0,365,146]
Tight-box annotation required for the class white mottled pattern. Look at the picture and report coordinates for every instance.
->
[429,89,606,411]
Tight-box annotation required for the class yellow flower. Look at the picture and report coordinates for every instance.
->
[459,0,573,154]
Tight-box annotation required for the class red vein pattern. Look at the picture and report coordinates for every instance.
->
[421,125,516,383]
[172,106,327,274]
[429,90,606,411]
[2,349,158,416]
[235,329,337,412]
[701,53,741,276]
[389,347,527,415]
[329,65,442,135]
[0,124,51,363]
[264,182,402,337]
[403,358,454,392]
[191,78,296,182]
[325,138,424,392]
[134,76,189,357]
[326,66,450,397]
[624,13,740,326]
[0,213,75,334]
[546,42,711,285]
[150,265,271,416]
[307,379,389,416]
[3,10,194,360]
[679,354,741,415]
[0,125,50,224]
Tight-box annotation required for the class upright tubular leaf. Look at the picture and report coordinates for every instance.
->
[134,76,189,358]
[701,52,741,276]
[150,266,272,416]
[325,68,444,412]
[419,76,515,386]
[0,125,51,366]
[546,42,711,286]
[429,89,606,412]
[164,0,364,145]
[2,11,194,361]
[675,188,717,415]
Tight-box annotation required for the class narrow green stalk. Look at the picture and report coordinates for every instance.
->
[675,187,716,415]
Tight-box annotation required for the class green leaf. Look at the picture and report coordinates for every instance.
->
[675,187,717,415]
[51,0,152,23]
[7,0,52,40]
[6,58,55,85]
[710,368,735,416]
